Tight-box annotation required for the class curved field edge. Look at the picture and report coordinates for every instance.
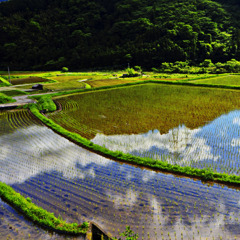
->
[0,181,89,235]
[29,102,240,186]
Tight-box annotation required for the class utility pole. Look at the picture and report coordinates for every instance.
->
[8,66,11,84]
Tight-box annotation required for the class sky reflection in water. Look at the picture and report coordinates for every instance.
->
[1,112,240,239]
[93,110,240,174]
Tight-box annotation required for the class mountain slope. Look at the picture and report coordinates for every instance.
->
[0,0,240,70]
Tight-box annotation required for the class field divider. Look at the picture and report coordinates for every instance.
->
[0,181,89,235]
[29,100,240,187]
[0,76,11,86]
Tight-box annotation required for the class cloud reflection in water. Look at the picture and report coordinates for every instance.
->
[0,125,109,184]
[93,110,240,174]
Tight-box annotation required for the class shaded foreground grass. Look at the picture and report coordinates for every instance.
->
[49,83,240,138]
[0,181,89,235]
[30,104,240,186]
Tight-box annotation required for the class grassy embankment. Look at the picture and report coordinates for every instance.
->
[0,182,89,235]
[0,76,11,87]
[29,83,240,186]
[0,89,28,97]
[0,93,16,104]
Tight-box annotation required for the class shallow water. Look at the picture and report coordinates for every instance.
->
[1,110,240,239]
[93,110,240,175]
[0,198,85,240]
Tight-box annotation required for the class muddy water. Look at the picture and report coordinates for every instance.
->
[93,110,240,175]
[1,110,240,240]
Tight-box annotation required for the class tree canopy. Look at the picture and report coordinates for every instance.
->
[1,0,240,70]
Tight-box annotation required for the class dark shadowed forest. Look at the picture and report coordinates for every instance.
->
[1,0,240,70]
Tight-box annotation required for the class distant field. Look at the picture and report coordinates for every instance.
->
[0,71,49,76]
[8,76,49,85]
[87,78,139,88]
[44,76,86,90]
[48,83,240,139]
[0,71,223,91]
[49,75,88,81]
[189,75,240,85]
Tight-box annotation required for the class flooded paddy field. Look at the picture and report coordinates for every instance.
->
[0,198,82,240]
[48,84,240,139]
[48,83,240,175]
[93,110,240,175]
[1,110,240,239]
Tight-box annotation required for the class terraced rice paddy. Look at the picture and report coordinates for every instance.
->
[8,77,49,85]
[1,110,240,239]
[87,78,139,88]
[0,198,81,240]
[49,83,240,138]
[43,75,87,91]
[93,110,240,175]
[190,75,240,86]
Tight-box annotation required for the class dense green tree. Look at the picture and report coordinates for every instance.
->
[0,0,240,70]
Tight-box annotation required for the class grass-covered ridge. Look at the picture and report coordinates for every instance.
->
[0,89,28,97]
[0,181,89,234]
[0,93,16,104]
[33,95,57,112]
[0,76,11,87]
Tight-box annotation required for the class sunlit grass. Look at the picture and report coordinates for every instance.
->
[189,75,240,85]
[87,78,139,88]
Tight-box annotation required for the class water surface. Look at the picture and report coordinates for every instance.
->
[93,110,240,175]
[1,110,240,240]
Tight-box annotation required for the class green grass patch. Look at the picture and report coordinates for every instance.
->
[0,181,89,234]
[189,75,240,85]
[87,78,140,88]
[0,93,16,104]
[0,89,28,97]
[0,76,11,87]
[31,95,57,112]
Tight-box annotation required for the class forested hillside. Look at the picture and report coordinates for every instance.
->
[1,0,240,70]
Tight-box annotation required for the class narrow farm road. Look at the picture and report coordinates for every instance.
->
[0,91,57,109]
